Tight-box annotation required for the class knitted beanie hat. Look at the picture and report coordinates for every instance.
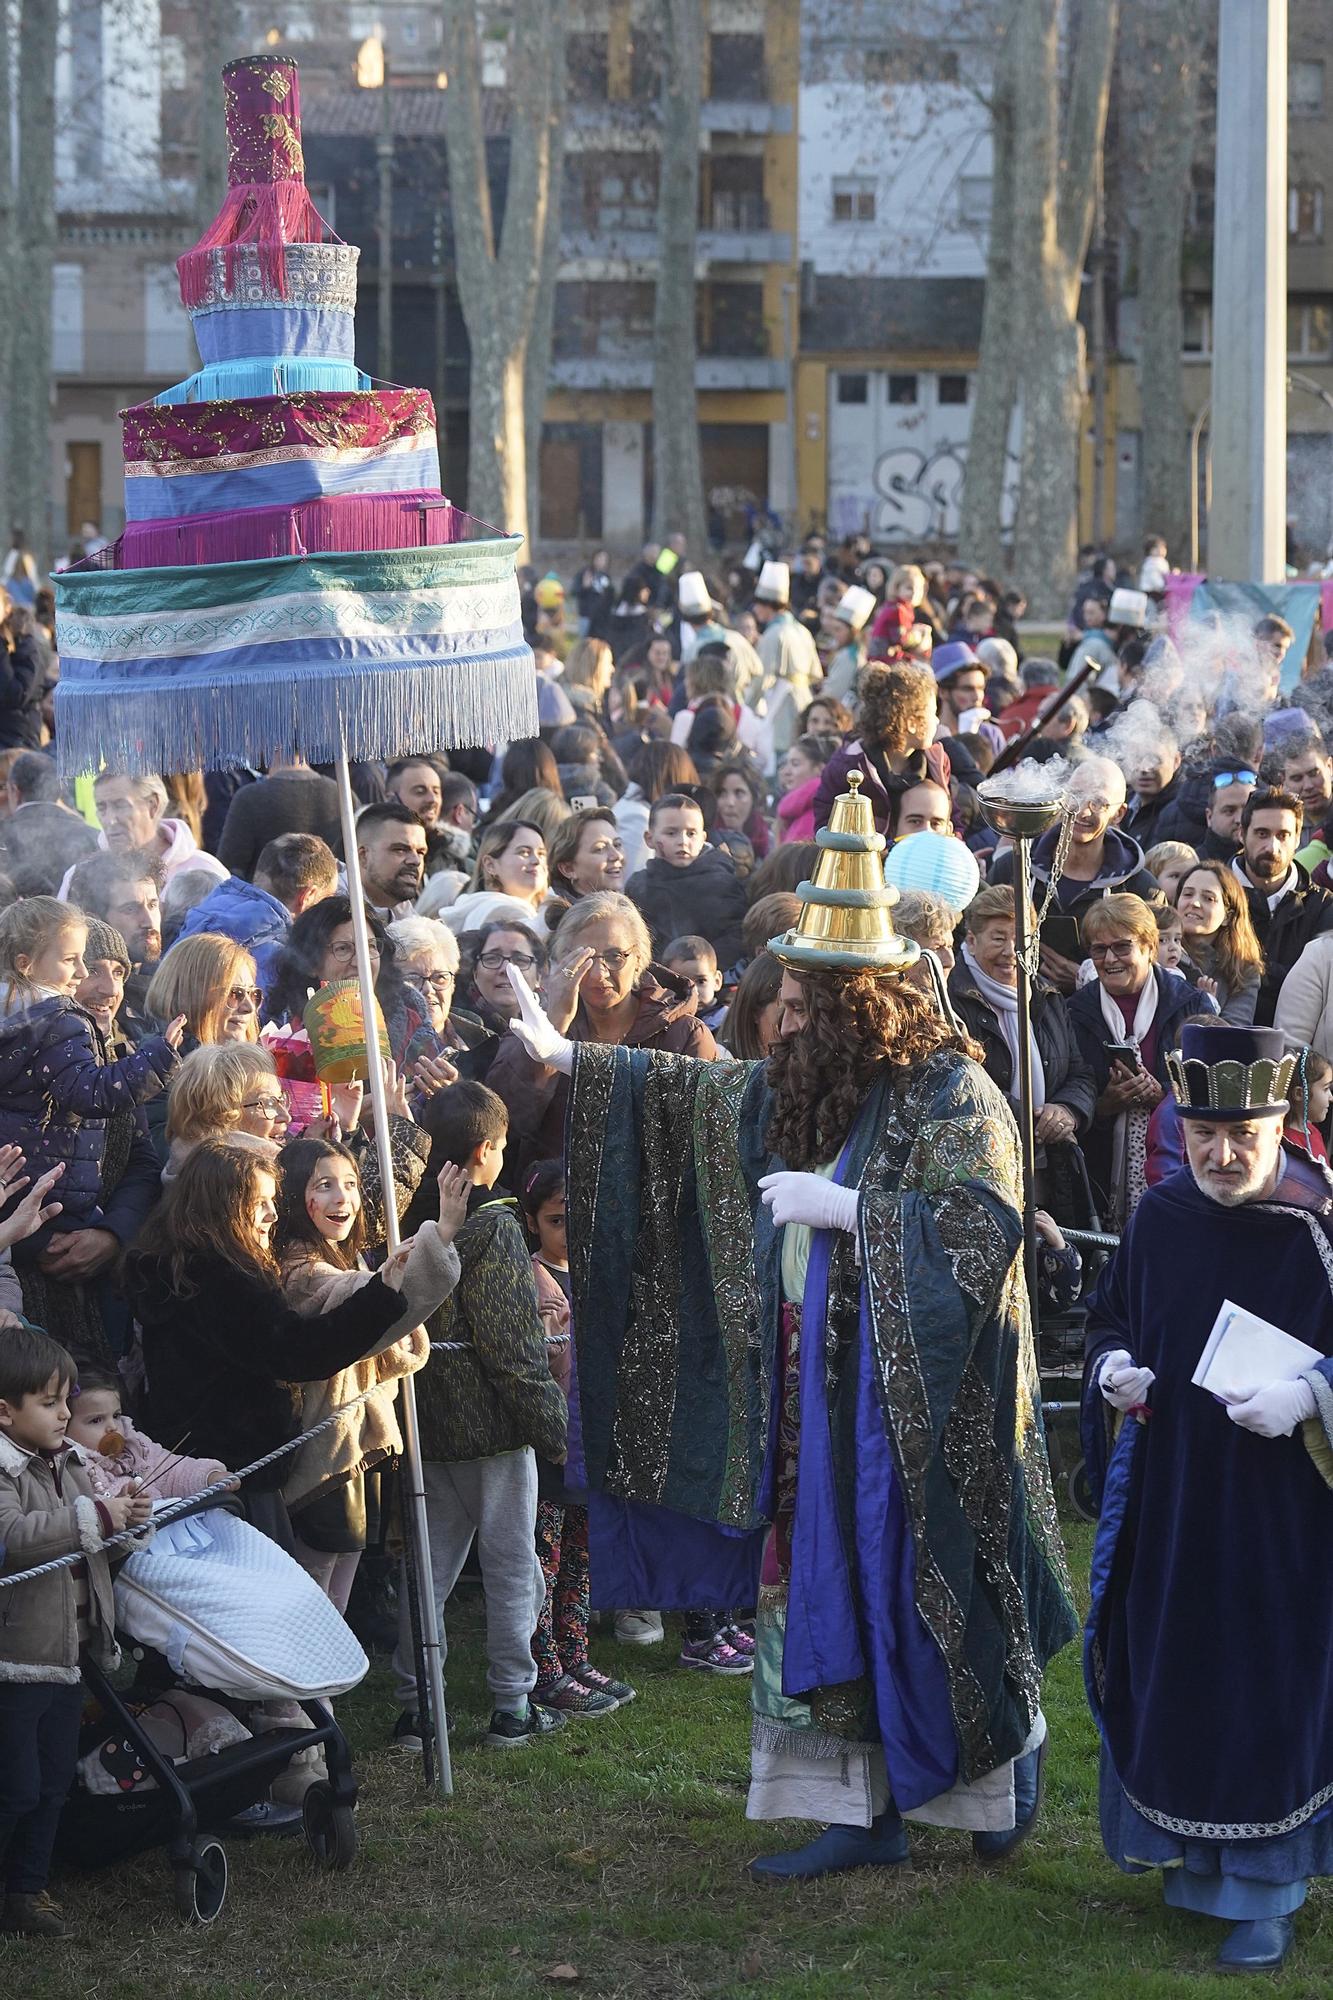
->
[82,916,131,974]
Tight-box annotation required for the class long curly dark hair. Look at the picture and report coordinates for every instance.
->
[764,967,978,1168]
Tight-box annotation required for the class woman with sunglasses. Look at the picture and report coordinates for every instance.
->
[1067,893,1217,1226]
[488,890,718,1187]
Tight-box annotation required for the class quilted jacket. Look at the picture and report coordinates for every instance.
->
[0,993,177,1230]
[408,1190,567,1466]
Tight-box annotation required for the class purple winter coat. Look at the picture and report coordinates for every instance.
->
[0,995,178,1231]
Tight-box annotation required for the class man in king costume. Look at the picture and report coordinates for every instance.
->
[507,774,1076,1878]
[1083,1022,1333,1973]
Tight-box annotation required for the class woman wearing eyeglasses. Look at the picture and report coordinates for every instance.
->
[267,895,445,1079]
[160,1041,290,1182]
[1067,893,1217,1226]
[488,891,719,1189]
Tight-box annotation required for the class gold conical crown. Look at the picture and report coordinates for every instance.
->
[770,772,921,973]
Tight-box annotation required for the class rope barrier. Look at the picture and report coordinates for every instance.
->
[0,1377,387,1593]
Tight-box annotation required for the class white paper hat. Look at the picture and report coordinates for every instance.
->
[677,570,712,617]
[1108,587,1149,628]
[834,584,876,632]
[755,559,790,605]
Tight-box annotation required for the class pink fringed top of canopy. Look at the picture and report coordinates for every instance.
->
[178,56,339,310]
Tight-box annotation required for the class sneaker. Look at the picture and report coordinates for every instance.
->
[392,1709,424,1752]
[1,1891,70,1939]
[533,1672,619,1718]
[720,1622,756,1658]
[614,1609,664,1646]
[679,1635,753,1676]
[223,1799,304,1835]
[570,1661,636,1706]
[485,1702,567,1749]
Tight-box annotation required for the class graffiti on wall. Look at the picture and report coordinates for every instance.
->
[829,441,1023,544]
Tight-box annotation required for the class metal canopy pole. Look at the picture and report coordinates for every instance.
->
[335,747,452,1797]
[1011,834,1041,1333]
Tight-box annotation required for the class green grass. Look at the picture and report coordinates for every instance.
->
[7,1522,1327,1998]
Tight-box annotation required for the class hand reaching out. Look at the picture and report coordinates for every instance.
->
[505,964,575,1073]
[0,1163,64,1253]
[435,1162,472,1244]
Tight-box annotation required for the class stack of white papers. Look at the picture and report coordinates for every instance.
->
[1192,1299,1323,1403]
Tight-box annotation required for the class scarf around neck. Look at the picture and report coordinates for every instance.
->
[961,942,1046,1113]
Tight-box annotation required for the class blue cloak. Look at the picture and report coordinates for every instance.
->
[1083,1156,1333,1852]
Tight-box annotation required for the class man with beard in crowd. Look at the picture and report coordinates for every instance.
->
[1231,788,1333,1024]
[506,775,1076,1882]
[1083,1022,1333,1973]
[66,850,164,1044]
[356,801,428,923]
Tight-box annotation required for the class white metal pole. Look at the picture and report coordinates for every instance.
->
[335,747,452,1796]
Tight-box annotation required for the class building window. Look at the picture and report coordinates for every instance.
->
[1187,177,1215,235]
[832,177,876,223]
[1290,185,1324,244]
[567,32,609,100]
[958,176,992,227]
[709,33,765,102]
[1289,300,1333,360]
[836,373,869,405]
[938,374,969,406]
[888,374,919,405]
[864,46,960,84]
[1182,299,1211,357]
[1291,59,1325,117]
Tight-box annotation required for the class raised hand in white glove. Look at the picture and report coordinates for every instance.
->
[505,962,575,1074]
[1225,1376,1317,1439]
[1098,1349,1156,1413]
[758,1171,859,1234]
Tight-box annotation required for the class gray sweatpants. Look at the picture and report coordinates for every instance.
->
[393,1449,547,1713]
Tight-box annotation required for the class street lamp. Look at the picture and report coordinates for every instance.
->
[356,34,393,382]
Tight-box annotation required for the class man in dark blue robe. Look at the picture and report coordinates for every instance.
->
[1083,1022,1333,1974]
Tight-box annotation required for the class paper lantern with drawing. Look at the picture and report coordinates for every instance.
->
[303,979,390,1085]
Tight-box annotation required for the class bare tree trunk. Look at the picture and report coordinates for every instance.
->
[957,4,1019,576]
[524,2,567,543]
[441,0,557,547]
[1133,0,1202,561]
[1009,0,1119,614]
[10,0,57,566]
[651,0,709,559]
[195,0,244,225]
[0,0,15,544]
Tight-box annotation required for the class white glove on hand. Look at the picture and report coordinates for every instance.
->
[1098,1349,1156,1413]
[758,1171,860,1234]
[1226,1376,1318,1439]
[506,964,574,1074]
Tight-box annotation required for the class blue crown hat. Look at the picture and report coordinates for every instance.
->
[931,641,981,684]
[1166,1022,1296,1122]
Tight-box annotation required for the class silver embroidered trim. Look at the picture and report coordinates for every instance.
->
[188,242,360,315]
[1124,1774,1333,1842]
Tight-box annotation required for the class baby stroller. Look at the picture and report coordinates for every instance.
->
[57,1495,369,1923]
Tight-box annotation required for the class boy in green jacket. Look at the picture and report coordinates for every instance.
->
[392,1082,568,1750]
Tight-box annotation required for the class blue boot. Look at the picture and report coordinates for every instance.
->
[1215,1916,1294,1973]
[972,1734,1047,1863]
[748,1809,911,1883]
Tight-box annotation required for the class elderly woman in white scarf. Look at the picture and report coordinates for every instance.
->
[1066,891,1216,1227]
[946,887,1097,1213]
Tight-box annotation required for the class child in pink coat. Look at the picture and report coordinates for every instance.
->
[66,1369,229,1501]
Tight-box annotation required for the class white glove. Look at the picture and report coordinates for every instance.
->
[505,964,574,1074]
[758,1171,860,1233]
[1226,1376,1318,1439]
[1098,1349,1156,1413]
